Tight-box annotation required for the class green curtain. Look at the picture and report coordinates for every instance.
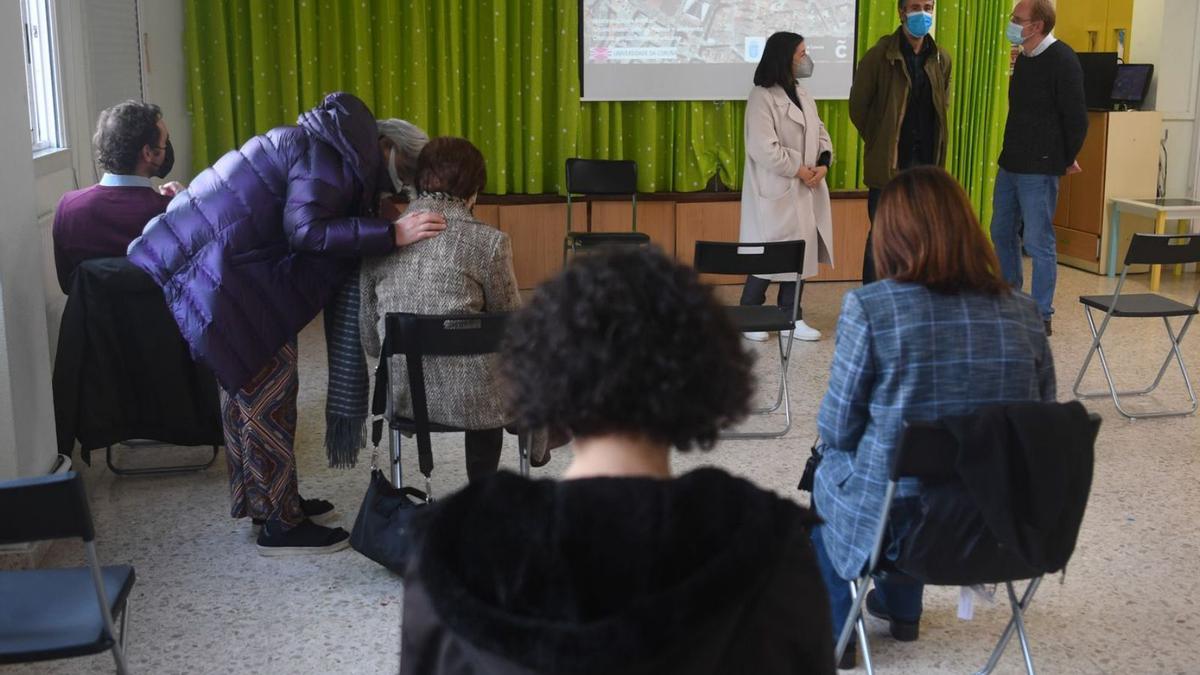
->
[185,0,1010,221]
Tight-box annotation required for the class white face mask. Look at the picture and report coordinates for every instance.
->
[387,146,405,194]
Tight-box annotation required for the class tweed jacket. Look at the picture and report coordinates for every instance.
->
[813,280,1056,580]
[360,195,520,430]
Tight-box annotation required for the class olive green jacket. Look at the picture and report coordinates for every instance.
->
[849,28,952,188]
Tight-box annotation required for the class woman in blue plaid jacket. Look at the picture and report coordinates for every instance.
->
[812,167,1056,666]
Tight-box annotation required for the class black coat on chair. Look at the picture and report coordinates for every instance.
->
[399,468,835,675]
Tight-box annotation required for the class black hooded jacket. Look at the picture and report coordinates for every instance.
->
[400,468,835,674]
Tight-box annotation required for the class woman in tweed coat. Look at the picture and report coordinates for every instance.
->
[812,167,1055,668]
[360,137,520,482]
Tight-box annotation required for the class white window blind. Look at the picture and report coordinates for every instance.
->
[83,0,144,130]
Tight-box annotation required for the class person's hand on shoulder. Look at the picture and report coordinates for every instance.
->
[158,181,186,197]
[394,210,446,247]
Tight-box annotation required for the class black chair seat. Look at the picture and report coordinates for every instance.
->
[1079,293,1199,318]
[0,565,135,664]
[566,232,651,248]
[725,305,796,333]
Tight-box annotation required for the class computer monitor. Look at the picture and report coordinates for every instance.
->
[1111,63,1154,109]
[1076,52,1119,111]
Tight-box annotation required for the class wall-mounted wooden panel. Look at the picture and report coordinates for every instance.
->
[810,199,870,282]
[473,204,500,228]
[590,201,677,257]
[675,202,744,285]
[497,203,586,289]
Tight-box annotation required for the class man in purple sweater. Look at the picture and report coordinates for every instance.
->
[52,100,184,293]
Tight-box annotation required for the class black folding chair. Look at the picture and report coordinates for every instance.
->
[1073,233,1200,419]
[563,158,650,261]
[692,240,806,438]
[0,472,135,674]
[834,407,1102,675]
[370,312,529,497]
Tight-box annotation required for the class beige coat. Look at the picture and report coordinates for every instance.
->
[360,196,520,430]
[739,84,834,280]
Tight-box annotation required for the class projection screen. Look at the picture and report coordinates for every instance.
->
[581,0,859,101]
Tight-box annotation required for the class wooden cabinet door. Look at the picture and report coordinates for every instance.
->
[1067,113,1108,235]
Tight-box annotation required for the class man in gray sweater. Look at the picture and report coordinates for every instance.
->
[989,0,1088,336]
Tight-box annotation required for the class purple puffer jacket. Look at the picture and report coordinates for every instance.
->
[128,93,394,392]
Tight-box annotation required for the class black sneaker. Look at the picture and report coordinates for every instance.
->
[1044,319,1053,336]
[256,519,350,557]
[252,497,336,528]
[865,589,920,642]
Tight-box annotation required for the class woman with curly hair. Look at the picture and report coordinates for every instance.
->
[398,247,836,675]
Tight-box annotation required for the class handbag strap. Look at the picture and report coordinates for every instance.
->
[369,324,435,480]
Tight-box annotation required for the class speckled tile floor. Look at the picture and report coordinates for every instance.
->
[4,263,1199,674]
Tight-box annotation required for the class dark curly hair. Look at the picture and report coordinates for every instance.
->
[416,136,487,199]
[502,247,754,451]
[93,100,162,174]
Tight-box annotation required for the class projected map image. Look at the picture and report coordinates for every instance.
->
[584,0,856,65]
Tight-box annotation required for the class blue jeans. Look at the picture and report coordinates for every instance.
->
[990,168,1061,320]
[812,525,924,636]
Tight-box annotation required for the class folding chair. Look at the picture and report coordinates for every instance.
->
[1073,233,1200,419]
[834,409,1102,675]
[563,158,650,261]
[0,472,135,674]
[693,240,805,438]
[370,312,530,498]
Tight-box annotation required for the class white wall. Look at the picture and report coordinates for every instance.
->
[0,0,191,479]
[1130,0,1200,198]
[1,1,59,480]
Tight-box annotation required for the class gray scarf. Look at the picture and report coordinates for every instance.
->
[324,268,369,468]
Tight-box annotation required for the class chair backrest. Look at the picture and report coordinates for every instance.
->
[381,312,510,359]
[890,407,1103,482]
[1123,233,1200,266]
[565,158,637,196]
[0,472,94,544]
[372,312,511,478]
[693,240,806,277]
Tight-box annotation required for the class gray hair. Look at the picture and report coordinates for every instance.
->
[377,118,428,185]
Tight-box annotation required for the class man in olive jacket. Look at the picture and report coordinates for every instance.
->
[849,0,952,283]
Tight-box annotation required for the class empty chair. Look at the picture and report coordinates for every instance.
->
[1073,232,1200,419]
[0,472,135,674]
[693,240,805,438]
[563,158,650,260]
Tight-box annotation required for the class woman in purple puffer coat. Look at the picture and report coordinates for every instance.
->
[128,92,444,555]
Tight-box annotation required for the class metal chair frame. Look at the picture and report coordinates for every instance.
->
[834,412,1101,675]
[375,312,529,497]
[1072,233,1200,419]
[692,240,805,439]
[0,472,133,674]
[563,158,649,261]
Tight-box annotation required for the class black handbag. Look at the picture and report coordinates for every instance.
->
[797,437,823,493]
[350,466,429,574]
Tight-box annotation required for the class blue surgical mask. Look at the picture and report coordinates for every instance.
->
[906,11,934,38]
[1006,20,1027,45]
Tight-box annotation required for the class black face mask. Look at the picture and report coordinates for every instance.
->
[153,139,175,178]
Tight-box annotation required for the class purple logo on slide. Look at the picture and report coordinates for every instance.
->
[590,46,611,62]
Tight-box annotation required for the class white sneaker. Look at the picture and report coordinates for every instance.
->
[790,320,821,341]
[743,331,769,342]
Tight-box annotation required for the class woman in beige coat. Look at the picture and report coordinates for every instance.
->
[740,31,835,342]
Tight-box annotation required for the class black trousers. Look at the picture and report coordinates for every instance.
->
[863,187,883,285]
[740,275,804,320]
[464,428,503,483]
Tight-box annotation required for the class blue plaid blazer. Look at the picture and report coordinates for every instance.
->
[814,280,1056,580]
